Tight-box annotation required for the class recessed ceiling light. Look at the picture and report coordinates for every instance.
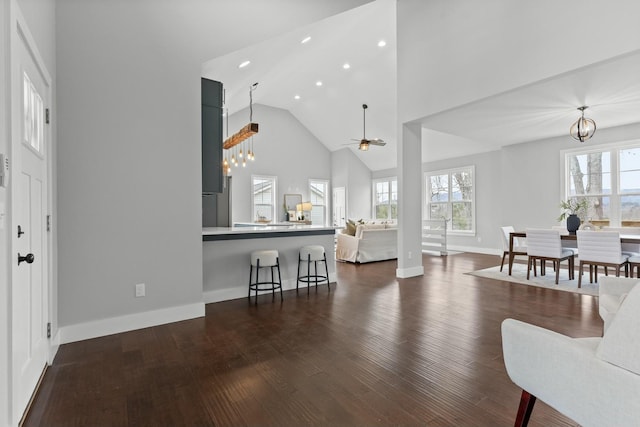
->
[238,60,251,68]
[316,81,323,87]
[301,36,311,44]
[343,63,351,69]
[377,40,386,47]
[294,95,301,100]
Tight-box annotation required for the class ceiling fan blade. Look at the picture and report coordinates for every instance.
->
[369,139,386,146]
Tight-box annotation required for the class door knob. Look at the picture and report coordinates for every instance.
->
[18,253,34,265]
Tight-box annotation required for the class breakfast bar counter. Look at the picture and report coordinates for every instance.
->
[202,225,340,303]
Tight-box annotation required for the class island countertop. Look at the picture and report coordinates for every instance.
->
[202,225,341,241]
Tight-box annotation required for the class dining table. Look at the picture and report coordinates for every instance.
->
[508,231,640,275]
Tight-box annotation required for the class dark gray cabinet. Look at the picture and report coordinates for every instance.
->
[202,78,223,194]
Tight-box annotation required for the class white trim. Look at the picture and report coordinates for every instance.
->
[372,176,398,220]
[560,139,640,227]
[445,244,502,256]
[58,302,205,345]
[396,265,424,278]
[424,165,476,235]
[203,273,338,304]
[308,178,329,226]
[8,3,55,425]
[251,174,277,222]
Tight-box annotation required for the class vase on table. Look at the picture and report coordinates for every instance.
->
[566,214,581,235]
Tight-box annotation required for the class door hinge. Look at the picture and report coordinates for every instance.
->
[45,108,50,124]
[46,215,51,232]
[47,322,51,338]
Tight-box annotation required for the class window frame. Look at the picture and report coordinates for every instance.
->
[424,165,476,236]
[250,174,277,223]
[372,176,398,221]
[561,140,640,228]
[308,179,329,226]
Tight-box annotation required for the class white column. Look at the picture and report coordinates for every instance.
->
[396,121,424,278]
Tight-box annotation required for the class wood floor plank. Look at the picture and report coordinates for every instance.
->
[23,252,599,426]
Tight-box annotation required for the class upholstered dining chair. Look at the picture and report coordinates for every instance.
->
[576,230,630,288]
[628,255,640,279]
[500,226,527,272]
[525,228,575,285]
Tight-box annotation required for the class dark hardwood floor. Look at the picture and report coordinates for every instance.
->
[24,253,599,426]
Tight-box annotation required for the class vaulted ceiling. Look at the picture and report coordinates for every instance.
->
[202,0,640,171]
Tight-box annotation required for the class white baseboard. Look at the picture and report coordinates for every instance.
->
[58,302,205,345]
[203,272,338,304]
[396,265,425,278]
[447,244,502,256]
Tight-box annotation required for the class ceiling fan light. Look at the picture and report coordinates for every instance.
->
[359,141,369,151]
[570,106,596,142]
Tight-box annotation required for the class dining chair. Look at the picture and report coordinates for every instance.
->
[500,226,527,272]
[525,229,575,284]
[628,255,640,278]
[576,230,630,288]
[602,226,640,257]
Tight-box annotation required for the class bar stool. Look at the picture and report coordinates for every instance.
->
[297,245,330,293]
[248,250,283,303]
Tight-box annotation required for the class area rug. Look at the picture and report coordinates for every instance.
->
[467,263,599,296]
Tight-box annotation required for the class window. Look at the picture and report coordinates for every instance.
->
[23,72,44,153]
[563,142,640,227]
[309,179,329,225]
[425,166,475,234]
[373,177,397,220]
[251,175,277,222]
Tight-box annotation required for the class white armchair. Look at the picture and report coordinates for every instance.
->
[502,281,640,427]
[599,276,639,332]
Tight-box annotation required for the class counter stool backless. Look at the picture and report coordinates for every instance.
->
[297,245,330,293]
[248,250,283,303]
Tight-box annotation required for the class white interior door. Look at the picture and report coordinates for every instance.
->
[12,24,50,423]
[333,186,346,227]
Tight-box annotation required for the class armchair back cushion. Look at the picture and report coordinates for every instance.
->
[596,282,640,375]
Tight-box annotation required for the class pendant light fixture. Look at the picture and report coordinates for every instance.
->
[222,83,259,175]
[570,106,596,142]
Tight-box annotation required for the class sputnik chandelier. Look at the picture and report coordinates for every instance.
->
[570,106,596,142]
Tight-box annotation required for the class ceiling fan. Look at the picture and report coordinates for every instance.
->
[349,104,386,151]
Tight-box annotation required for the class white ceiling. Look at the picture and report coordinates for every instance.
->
[202,0,640,171]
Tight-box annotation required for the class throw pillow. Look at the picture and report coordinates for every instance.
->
[596,282,640,374]
[345,219,357,236]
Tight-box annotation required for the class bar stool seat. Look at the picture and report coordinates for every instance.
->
[297,245,330,293]
[249,250,283,303]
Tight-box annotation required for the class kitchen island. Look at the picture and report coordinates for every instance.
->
[203,225,340,303]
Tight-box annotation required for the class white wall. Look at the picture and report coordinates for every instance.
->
[397,0,640,123]
[225,104,332,223]
[376,122,640,255]
[54,0,371,333]
[331,148,372,220]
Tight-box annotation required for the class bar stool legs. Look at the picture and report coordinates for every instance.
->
[297,245,330,293]
[248,250,283,303]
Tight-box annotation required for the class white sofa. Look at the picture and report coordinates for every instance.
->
[336,222,397,263]
[501,277,640,427]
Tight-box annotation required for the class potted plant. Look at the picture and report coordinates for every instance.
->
[557,198,589,234]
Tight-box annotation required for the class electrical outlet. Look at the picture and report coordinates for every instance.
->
[135,283,145,297]
[408,251,412,259]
